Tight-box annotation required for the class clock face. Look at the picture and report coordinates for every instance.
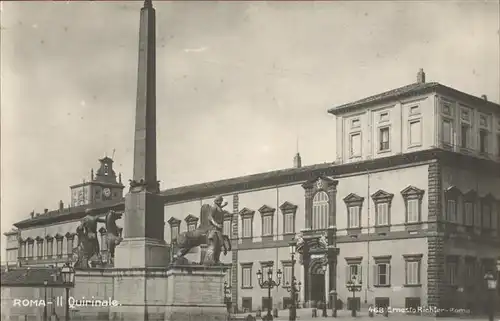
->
[103,188,111,198]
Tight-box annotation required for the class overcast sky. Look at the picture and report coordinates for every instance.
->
[1,1,499,254]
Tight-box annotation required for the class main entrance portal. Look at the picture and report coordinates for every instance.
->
[308,259,326,304]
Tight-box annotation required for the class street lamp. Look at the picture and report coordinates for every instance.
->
[286,240,301,321]
[322,265,328,317]
[346,275,362,317]
[484,271,497,321]
[60,262,75,321]
[257,268,282,321]
[43,280,48,321]
[223,281,232,314]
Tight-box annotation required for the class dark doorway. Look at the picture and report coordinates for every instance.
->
[310,272,325,305]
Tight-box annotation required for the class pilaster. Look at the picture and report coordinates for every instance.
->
[426,160,446,315]
[231,194,239,309]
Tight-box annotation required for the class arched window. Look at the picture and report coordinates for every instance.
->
[312,191,329,230]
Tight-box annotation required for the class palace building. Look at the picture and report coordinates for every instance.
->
[5,69,500,314]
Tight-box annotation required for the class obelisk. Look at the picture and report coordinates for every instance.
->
[114,0,168,269]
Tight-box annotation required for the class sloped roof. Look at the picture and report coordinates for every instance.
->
[1,267,65,287]
[328,82,499,115]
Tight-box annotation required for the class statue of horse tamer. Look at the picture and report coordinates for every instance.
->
[173,196,231,265]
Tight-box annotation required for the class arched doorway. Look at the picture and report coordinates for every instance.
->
[309,259,326,305]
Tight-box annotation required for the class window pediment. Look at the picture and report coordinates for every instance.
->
[345,256,363,264]
[402,253,423,261]
[302,176,338,190]
[260,260,274,268]
[481,193,495,203]
[239,207,255,219]
[65,232,75,239]
[371,190,394,203]
[258,205,276,216]
[463,190,477,201]
[167,217,181,227]
[444,186,462,197]
[401,186,425,200]
[184,214,199,224]
[373,255,392,264]
[343,193,364,206]
[279,201,298,215]
[240,262,253,268]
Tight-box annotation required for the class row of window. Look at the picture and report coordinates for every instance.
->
[445,256,497,286]
[18,233,108,259]
[239,254,423,289]
[168,202,299,242]
[440,100,500,156]
[445,187,499,229]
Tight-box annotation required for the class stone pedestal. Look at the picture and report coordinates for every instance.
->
[110,265,228,321]
[114,237,169,268]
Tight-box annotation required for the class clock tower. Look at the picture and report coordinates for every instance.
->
[70,157,125,207]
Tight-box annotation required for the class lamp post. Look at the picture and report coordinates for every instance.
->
[497,258,500,296]
[286,240,301,321]
[346,275,362,317]
[223,281,232,314]
[60,262,75,321]
[322,265,328,317]
[43,280,48,321]
[484,271,497,321]
[257,268,282,321]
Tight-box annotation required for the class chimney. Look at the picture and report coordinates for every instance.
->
[44,209,48,214]
[293,153,302,168]
[59,200,64,211]
[481,94,488,101]
[417,68,426,84]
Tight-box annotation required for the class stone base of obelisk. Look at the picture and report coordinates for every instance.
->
[114,237,170,268]
[110,265,228,321]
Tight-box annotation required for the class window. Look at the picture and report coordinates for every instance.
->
[351,118,360,129]
[479,129,488,153]
[348,207,360,228]
[405,298,421,314]
[280,201,297,235]
[465,258,476,283]
[379,127,390,151]
[284,213,294,234]
[482,203,491,229]
[167,217,181,243]
[241,264,253,288]
[371,190,393,227]
[282,262,293,287]
[312,191,329,230]
[240,208,255,239]
[464,202,474,226]
[242,218,252,238]
[409,120,422,146]
[460,123,470,149]
[184,215,199,233]
[187,224,196,232]
[345,258,363,283]
[262,216,273,236]
[497,134,500,156]
[373,256,391,287]
[446,260,458,285]
[401,186,425,225]
[442,118,453,145]
[403,254,422,286]
[259,205,275,237]
[27,242,34,258]
[66,237,74,255]
[350,133,361,157]
[447,200,457,223]
[241,297,252,312]
[56,238,63,256]
[46,238,53,257]
[223,220,232,237]
[36,240,43,258]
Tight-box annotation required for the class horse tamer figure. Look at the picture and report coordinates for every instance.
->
[173,195,231,265]
[72,209,123,268]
